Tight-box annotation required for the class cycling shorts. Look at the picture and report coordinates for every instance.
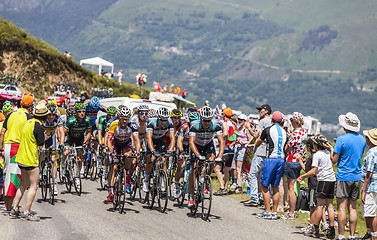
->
[65,135,85,151]
[146,137,167,154]
[113,140,133,155]
[190,141,216,162]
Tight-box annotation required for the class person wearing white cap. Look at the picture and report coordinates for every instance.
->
[326,112,366,240]
[361,128,377,240]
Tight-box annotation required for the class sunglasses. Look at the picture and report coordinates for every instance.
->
[172,116,181,119]
[77,110,86,113]
[160,119,167,122]
[120,117,130,121]
[203,119,211,122]
[139,112,148,115]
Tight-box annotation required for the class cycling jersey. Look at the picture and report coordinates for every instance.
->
[85,105,105,126]
[105,116,118,132]
[146,118,174,140]
[97,115,109,137]
[107,120,137,144]
[65,116,91,139]
[165,120,183,146]
[43,115,63,136]
[130,115,148,136]
[177,122,190,146]
[189,119,222,146]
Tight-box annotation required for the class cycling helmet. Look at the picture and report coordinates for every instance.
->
[188,112,200,121]
[2,104,13,114]
[47,102,58,114]
[148,109,157,118]
[117,107,132,118]
[200,106,214,120]
[137,104,150,112]
[117,104,124,110]
[157,107,170,120]
[107,106,117,116]
[89,96,100,109]
[67,106,75,116]
[170,109,182,118]
[75,102,86,111]
[4,100,11,105]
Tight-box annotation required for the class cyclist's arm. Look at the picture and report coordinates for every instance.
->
[133,133,141,154]
[216,133,224,159]
[189,135,200,158]
[222,121,228,138]
[100,104,107,112]
[57,126,65,145]
[98,130,103,144]
[168,130,175,152]
[146,131,155,152]
[107,133,114,152]
[83,127,92,145]
[177,136,184,152]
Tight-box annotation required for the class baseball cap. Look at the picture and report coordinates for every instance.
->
[271,111,283,122]
[223,107,232,117]
[256,104,271,114]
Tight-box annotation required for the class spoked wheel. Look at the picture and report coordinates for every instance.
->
[72,159,82,196]
[113,175,120,211]
[57,160,63,183]
[157,169,168,213]
[138,169,147,204]
[130,167,139,201]
[83,155,90,179]
[98,168,105,190]
[190,178,200,215]
[147,175,155,209]
[63,159,72,193]
[201,175,212,221]
[90,154,97,181]
[48,162,55,205]
[168,165,176,201]
[40,161,48,201]
[177,180,185,206]
[119,171,127,214]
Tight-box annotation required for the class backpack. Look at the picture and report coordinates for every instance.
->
[295,187,310,211]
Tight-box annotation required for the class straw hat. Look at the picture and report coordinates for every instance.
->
[338,112,360,132]
[363,128,377,146]
[33,102,49,117]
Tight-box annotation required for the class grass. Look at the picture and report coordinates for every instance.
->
[211,173,368,238]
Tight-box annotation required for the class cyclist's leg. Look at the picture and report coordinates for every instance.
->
[157,137,167,171]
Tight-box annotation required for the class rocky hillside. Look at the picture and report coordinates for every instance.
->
[0,17,149,99]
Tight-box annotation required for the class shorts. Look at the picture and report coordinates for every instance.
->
[283,161,302,179]
[190,141,216,161]
[260,158,285,187]
[65,135,84,152]
[234,146,246,162]
[335,180,361,200]
[362,192,377,217]
[309,188,317,207]
[45,133,57,149]
[113,140,133,155]
[18,164,37,171]
[91,125,97,133]
[316,181,335,199]
[146,137,167,154]
[222,151,235,168]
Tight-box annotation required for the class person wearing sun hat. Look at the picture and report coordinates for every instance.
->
[361,128,377,240]
[327,112,366,240]
[11,102,48,221]
[0,92,33,216]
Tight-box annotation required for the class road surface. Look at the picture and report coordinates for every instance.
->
[0,178,309,240]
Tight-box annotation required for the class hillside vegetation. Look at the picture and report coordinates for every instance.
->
[1,0,377,130]
[0,17,150,99]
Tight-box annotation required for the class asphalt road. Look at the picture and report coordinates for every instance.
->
[0,178,310,240]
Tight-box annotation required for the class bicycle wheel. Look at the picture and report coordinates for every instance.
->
[190,178,200,215]
[83,154,90,179]
[113,174,120,211]
[177,180,185,206]
[48,162,55,205]
[168,165,176,201]
[147,175,155,209]
[138,168,147,204]
[157,169,168,213]
[130,166,139,201]
[63,158,72,193]
[201,175,212,221]
[40,161,48,201]
[90,153,97,181]
[119,170,127,213]
[72,159,82,196]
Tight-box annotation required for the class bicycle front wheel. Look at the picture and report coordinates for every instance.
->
[177,180,185,206]
[113,174,120,211]
[157,169,168,213]
[72,159,82,196]
[201,175,212,221]
[40,161,48,201]
[147,175,155,209]
[119,170,127,213]
[90,153,98,181]
[48,162,55,205]
[138,168,147,204]
[130,167,139,201]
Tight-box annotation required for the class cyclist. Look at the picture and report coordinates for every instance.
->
[85,96,107,135]
[165,109,183,147]
[143,107,175,192]
[63,103,92,188]
[106,107,137,202]
[42,101,64,195]
[188,106,224,207]
[130,104,149,149]
[173,112,199,198]
[2,103,13,116]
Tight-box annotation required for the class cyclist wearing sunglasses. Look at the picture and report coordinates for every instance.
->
[98,106,117,145]
[143,107,175,192]
[84,96,107,136]
[130,104,150,154]
[63,103,92,186]
[106,107,137,201]
[188,106,224,207]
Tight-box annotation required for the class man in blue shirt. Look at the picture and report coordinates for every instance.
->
[327,112,366,240]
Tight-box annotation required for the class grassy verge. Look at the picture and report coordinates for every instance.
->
[211,175,367,238]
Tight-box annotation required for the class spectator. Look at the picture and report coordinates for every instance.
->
[233,114,251,193]
[361,128,377,240]
[282,112,307,220]
[117,70,123,85]
[327,112,366,240]
[0,112,5,200]
[181,89,187,98]
[10,98,18,112]
[256,111,287,219]
[0,93,33,215]
[10,102,48,221]
[297,135,336,238]
[244,104,272,207]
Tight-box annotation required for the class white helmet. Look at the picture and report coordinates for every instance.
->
[117,107,132,118]
[137,104,150,112]
[200,106,214,120]
[157,107,169,120]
